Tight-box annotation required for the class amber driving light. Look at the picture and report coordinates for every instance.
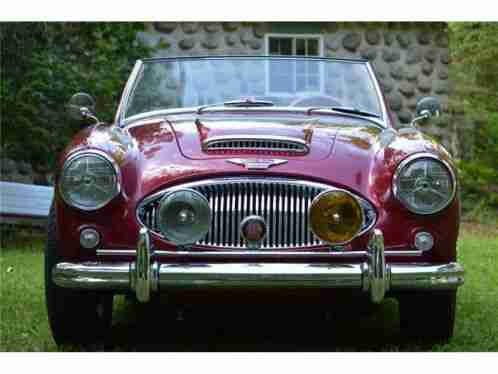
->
[309,190,363,245]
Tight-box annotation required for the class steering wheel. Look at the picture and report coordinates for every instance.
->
[289,95,342,108]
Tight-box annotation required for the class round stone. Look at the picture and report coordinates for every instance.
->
[404,66,419,81]
[380,78,394,93]
[18,161,32,175]
[405,48,422,64]
[182,22,199,34]
[384,32,394,46]
[440,51,449,64]
[253,23,266,38]
[424,49,438,63]
[382,48,400,63]
[204,23,221,33]
[417,32,432,45]
[342,32,361,52]
[179,38,195,50]
[421,62,434,76]
[1,158,17,174]
[435,81,450,95]
[154,22,177,33]
[360,47,377,61]
[438,68,449,80]
[250,39,262,50]
[202,34,219,50]
[396,33,412,48]
[388,92,403,111]
[225,34,237,46]
[435,32,449,48]
[399,81,415,97]
[223,22,239,32]
[365,29,381,45]
[398,110,413,124]
[326,35,342,51]
[390,65,404,80]
[417,78,432,93]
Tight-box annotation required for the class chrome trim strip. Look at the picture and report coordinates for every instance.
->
[392,152,457,215]
[115,59,143,125]
[59,149,121,211]
[96,249,424,258]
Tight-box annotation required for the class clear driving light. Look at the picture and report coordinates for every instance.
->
[157,188,211,246]
[59,151,120,210]
[393,155,456,215]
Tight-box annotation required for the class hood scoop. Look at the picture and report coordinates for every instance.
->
[202,135,309,154]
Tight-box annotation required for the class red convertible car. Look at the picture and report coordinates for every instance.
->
[46,56,464,345]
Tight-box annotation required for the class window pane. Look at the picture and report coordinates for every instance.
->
[307,39,319,56]
[269,38,280,54]
[279,38,292,55]
[296,39,306,56]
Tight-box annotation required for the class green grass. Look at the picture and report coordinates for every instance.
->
[1,225,497,352]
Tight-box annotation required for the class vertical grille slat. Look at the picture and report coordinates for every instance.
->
[138,178,376,250]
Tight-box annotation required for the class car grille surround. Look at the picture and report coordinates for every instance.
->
[137,177,376,250]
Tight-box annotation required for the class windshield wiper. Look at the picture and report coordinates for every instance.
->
[307,106,380,119]
[197,99,274,114]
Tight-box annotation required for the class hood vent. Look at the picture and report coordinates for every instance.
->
[203,135,309,154]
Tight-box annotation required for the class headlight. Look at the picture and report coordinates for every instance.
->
[309,190,363,245]
[157,188,211,246]
[393,154,456,215]
[59,151,120,210]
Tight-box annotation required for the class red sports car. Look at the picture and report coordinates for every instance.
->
[46,56,464,345]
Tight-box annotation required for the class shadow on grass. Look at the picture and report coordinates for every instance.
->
[81,295,438,352]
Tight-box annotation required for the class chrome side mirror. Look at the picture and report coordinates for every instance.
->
[411,96,441,128]
[67,93,100,124]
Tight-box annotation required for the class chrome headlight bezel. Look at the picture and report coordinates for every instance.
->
[59,150,121,211]
[392,153,456,215]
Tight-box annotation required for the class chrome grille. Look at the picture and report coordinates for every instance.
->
[204,136,308,154]
[137,178,376,250]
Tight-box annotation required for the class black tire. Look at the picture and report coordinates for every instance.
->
[398,291,457,342]
[45,203,113,346]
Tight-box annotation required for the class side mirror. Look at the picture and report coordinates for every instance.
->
[411,96,441,127]
[67,93,100,124]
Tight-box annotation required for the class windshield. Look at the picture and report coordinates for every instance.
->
[124,57,382,120]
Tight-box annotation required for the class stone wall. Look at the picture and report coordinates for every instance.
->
[138,22,453,150]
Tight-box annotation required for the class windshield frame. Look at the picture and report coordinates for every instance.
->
[115,56,388,128]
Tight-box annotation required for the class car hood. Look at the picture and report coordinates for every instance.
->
[123,114,395,201]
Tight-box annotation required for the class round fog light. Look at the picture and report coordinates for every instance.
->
[414,231,434,251]
[80,228,100,249]
[157,188,211,246]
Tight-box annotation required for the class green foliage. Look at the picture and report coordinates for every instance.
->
[449,22,498,215]
[1,22,152,172]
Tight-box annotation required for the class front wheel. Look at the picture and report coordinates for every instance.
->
[398,291,457,342]
[45,204,113,346]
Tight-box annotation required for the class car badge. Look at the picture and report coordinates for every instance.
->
[226,158,288,170]
[240,215,267,249]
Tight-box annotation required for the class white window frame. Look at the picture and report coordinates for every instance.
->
[264,33,324,96]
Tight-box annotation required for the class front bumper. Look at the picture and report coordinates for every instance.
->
[52,229,464,304]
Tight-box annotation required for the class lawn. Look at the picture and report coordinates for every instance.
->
[1,223,497,352]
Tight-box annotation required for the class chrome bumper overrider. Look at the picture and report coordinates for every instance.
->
[52,228,464,303]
